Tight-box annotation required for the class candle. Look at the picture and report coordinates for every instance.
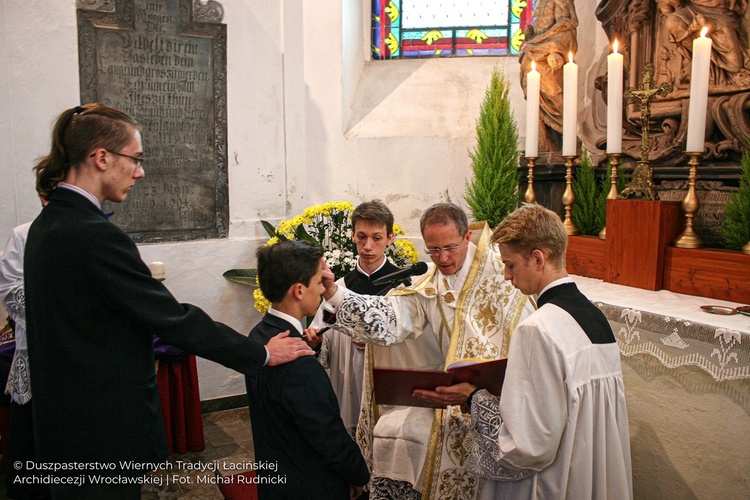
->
[525,61,541,158]
[686,27,712,153]
[607,39,623,154]
[563,52,578,156]
[150,261,165,280]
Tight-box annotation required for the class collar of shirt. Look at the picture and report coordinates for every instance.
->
[267,307,305,336]
[58,183,102,211]
[356,256,388,277]
[538,276,574,300]
[443,241,477,291]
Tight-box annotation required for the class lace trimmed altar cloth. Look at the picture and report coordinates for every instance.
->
[574,275,750,381]
[572,276,749,500]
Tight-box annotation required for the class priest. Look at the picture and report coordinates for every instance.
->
[320,203,533,499]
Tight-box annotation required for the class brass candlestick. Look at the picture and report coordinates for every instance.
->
[523,156,538,203]
[599,153,621,239]
[673,152,703,248]
[562,155,580,236]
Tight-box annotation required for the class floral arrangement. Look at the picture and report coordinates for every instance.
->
[224,201,419,313]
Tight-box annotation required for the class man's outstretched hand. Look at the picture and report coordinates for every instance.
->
[266,330,315,366]
[321,261,338,300]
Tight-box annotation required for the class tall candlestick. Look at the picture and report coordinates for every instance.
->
[686,27,711,153]
[607,40,623,154]
[525,61,541,158]
[563,52,578,156]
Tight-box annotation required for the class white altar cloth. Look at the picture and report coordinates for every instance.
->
[574,275,750,333]
[572,275,749,499]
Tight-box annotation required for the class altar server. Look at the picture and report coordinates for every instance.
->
[307,200,405,436]
[442,203,633,499]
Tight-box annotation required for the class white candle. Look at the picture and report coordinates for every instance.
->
[607,39,623,154]
[686,27,712,153]
[563,52,578,156]
[150,261,165,280]
[525,61,541,158]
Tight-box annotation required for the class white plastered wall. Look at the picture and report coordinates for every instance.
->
[2,2,748,498]
[0,0,531,399]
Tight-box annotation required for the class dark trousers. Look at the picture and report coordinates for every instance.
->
[6,401,50,499]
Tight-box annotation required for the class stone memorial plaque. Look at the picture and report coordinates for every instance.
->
[77,0,228,242]
[657,180,738,247]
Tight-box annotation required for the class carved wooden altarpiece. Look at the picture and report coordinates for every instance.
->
[593,0,750,169]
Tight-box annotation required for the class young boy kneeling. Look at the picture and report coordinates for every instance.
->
[246,240,370,499]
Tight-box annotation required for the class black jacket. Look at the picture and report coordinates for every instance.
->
[24,187,266,475]
[246,313,370,499]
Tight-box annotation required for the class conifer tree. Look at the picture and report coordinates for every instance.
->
[464,67,520,227]
[721,145,750,250]
[572,146,605,235]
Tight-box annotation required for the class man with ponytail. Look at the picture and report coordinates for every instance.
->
[23,104,313,499]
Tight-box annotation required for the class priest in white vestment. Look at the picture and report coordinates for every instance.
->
[320,203,533,499]
[419,204,632,500]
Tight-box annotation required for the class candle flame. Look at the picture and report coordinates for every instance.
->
[613,39,619,54]
[568,52,573,64]
[700,26,708,37]
[531,60,536,72]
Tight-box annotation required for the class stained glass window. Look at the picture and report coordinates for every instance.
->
[372,0,535,59]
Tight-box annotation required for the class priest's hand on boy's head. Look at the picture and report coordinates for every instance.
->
[321,261,338,299]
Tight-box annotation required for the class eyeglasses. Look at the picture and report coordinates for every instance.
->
[109,151,146,166]
[90,150,146,166]
[424,245,461,257]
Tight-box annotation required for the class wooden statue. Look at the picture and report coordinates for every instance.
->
[519,0,578,154]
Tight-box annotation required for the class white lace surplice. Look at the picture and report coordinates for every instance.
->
[468,303,633,500]
[0,222,33,405]
[310,276,367,435]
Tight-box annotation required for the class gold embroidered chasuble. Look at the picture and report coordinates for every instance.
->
[344,222,532,499]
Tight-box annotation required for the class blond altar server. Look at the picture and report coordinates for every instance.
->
[457,204,632,499]
[321,203,533,499]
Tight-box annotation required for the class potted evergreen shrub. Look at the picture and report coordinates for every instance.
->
[571,146,604,236]
[721,145,750,254]
[464,67,520,228]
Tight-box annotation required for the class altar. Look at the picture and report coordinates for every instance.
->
[574,275,750,499]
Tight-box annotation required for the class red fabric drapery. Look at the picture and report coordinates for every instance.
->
[156,354,205,455]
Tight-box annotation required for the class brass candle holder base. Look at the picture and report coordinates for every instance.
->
[523,156,538,204]
[599,153,621,240]
[562,155,580,236]
[673,152,703,249]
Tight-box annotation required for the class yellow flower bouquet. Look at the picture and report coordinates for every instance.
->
[224,201,419,313]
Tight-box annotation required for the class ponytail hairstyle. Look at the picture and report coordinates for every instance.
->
[34,103,140,199]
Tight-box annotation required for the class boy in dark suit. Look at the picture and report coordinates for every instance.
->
[247,241,370,499]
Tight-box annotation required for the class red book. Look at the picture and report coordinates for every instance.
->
[373,358,507,408]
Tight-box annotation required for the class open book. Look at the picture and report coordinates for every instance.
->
[372,358,507,408]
